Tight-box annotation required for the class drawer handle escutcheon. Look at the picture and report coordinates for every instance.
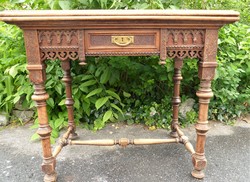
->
[111,36,134,47]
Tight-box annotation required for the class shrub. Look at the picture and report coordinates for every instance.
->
[0,0,249,142]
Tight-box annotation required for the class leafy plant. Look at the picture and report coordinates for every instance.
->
[0,0,249,142]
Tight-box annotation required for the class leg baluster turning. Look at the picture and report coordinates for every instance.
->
[61,60,78,139]
[32,83,57,182]
[25,30,57,182]
[191,80,213,179]
[170,58,183,138]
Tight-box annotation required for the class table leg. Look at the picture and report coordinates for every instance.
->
[33,82,57,182]
[61,60,78,139]
[192,29,218,178]
[25,30,57,182]
[170,58,183,138]
[191,79,212,178]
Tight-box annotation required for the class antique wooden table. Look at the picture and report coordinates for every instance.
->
[0,10,239,181]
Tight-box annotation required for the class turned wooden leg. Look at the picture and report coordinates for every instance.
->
[170,58,183,138]
[33,83,57,182]
[61,60,78,139]
[25,30,57,182]
[192,80,212,179]
[192,29,218,179]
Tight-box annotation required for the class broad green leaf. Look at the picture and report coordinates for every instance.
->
[225,37,236,45]
[80,79,96,87]
[95,97,109,110]
[81,75,93,81]
[100,68,111,84]
[47,98,54,108]
[55,118,64,129]
[113,112,118,119]
[79,85,89,93]
[13,95,20,104]
[103,110,112,122]
[74,98,80,110]
[123,91,131,98]
[110,103,123,115]
[95,66,104,77]
[58,99,66,106]
[9,64,18,78]
[94,118,105,130]
[83,96,90,104]
[106,90,121,101]
[55,84,62,95]
[86,88,103,98]
[83,101,90,116]
[46,79,54,87]
[51,129,59,138]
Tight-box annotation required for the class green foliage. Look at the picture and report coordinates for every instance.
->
[210,22,250,122]
[0,0,249,142]
[0,22,33,117]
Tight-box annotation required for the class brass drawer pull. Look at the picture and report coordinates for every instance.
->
[111,36,134,47]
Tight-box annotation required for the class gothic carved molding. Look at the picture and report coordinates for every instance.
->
[38,29,205,61]
[161,29,205,60]
[38,30,82,61]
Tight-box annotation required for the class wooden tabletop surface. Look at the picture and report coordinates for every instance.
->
[0,10,239,22]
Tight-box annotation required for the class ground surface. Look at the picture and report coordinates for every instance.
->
[0,120,249,182]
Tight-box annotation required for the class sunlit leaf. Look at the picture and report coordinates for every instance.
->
[86,88,103,98]
[95,97,109,110]
[103,110,112,122]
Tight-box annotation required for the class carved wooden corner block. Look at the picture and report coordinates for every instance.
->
[26,65,45,84]
[198,62,218,80]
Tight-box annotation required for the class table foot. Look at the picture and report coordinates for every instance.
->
[191,169,205,179]
[44,172,57,182]
[191,153,207,179]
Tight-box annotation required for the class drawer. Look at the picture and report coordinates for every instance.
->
[85,29,160,55]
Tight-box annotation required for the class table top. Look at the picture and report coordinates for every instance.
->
[0,10,240,30]
[0,10,239,23]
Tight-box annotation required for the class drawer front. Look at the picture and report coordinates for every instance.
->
[85,29,160,55]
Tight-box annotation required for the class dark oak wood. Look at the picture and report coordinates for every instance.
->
[0,10,239,182]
